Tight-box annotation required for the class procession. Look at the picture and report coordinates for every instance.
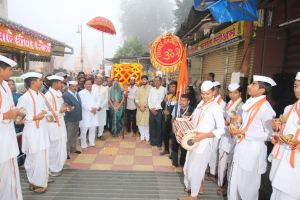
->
[1,0,300,200]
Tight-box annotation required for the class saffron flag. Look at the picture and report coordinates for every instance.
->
[176,46,188,97]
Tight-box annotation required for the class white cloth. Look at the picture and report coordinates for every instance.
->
[271,188,299,200]
[0,81,19,163]
[218,149,230,187]
[97,126,104,137]
[184,145,212,197]
[126,85,138,110]
[17,89,50,154]
[78,89,99,128]
[228,161,261,200]
[49,137,67,173]
[228,95,275,200]
[25,149,49,188]
[148,86,166,110]
[80,127,96,148]
[270,100,300,200]
[45,87,67,173]
[209,95,226,174]
[92,84,108,126]
[0,158,23,200]
[139,125,149,141]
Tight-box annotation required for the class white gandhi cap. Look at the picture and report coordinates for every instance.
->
[296,72,300,80]
[213,81,221,87]
[201,80,214,92]
[68,81,78,86]
[0,55,17,67]
[21,72,43,80]
[253,75,277,87]
[47,75,64,81]
[228,83,240,92]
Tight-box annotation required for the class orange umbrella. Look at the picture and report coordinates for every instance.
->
[87,16,116,35]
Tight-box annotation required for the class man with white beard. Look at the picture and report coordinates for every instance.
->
[92,75,108,140]
[45,75,68,177]
[0,55,23,200]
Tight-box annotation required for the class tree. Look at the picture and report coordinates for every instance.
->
[114,37,148,58]
[174,0,194,29]
[120,0,174,46]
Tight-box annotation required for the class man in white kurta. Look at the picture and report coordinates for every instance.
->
[92,75,108,140]
[218,83,243,194]
[45,75,68,176]
[207,81,226,179]
[269,72,300,200]
[228,75,276,200]
[17,72,50,193]
[181,81,225,200]
[0,55,23,200]
[79,79,99,148]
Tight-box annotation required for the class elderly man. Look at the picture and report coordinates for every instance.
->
[92,75,108,140]
[126,77,138,136]
[0,55,23,200]
[63,81,82,158]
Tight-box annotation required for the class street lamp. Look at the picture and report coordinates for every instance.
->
[76,25,84,72]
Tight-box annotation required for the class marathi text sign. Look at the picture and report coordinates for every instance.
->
[0,24,52,56]
[189,21,244,56]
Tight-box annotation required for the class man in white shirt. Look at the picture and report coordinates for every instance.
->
[207,81,226,181]
[217,83,243,196]
[269,72,300,200]
[148,76,166,147]
[228,75,276,200]
[78,78,99,148]
[45,75,68,177]
[126,77,138,136]
[92,75,108,140]
[180,80,225,200]
[17,72,50,193]
[0,55,23,200]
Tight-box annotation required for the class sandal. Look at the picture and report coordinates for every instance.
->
[33,187,47,193]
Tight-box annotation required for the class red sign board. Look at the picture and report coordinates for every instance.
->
[0,24,52,56]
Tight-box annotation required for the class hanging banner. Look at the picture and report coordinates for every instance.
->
[0,24,52,56]
[150,33,184,73]
[189,21,244,56]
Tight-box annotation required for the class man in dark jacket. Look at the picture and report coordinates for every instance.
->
[63,81,82,158]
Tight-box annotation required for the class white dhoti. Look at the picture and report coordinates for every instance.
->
[138,125,149,141]
[80,127,96,148]
[218,149,228,187]
[49,138,67,173]
[209,137,219,175]
[25,149,49,188]
[228,162,261,200]
[184,145,211,197]
[271,188,299,200]
[0,158,23,200]
[97,109,106,137]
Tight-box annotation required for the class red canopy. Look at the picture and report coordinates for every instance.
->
[87,16,116,35]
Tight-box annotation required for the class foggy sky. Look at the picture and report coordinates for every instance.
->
[8,0,124,72]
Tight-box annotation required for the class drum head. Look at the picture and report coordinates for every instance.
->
[181,132,198,151]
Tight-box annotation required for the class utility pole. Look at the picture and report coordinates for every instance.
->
[77,25,84,72]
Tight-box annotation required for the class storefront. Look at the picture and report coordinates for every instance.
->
[0,17,73,74]
[188,21,255,91]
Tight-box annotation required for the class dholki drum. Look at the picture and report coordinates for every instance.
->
[172,118,198,151]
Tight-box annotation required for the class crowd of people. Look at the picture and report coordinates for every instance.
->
[1,54,300,200]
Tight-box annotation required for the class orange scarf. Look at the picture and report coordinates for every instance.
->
[237,97,267,143]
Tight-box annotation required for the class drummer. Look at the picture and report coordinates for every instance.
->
[217,83,243,196]
[171,94,194,167]
[180,80,225,200]
[269,71,300,200]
